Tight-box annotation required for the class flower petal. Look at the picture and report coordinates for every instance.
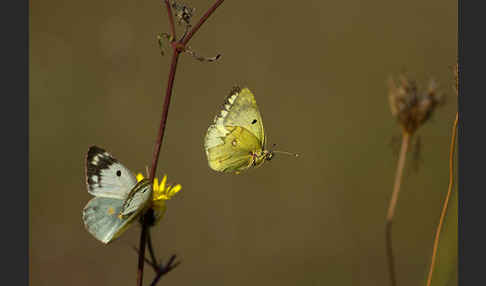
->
[168,184,181,197]
[153,177,159,192]
[160,174,167,192]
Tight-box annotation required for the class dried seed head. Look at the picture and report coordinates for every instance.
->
[388,74,442,135]
[171,1,195,26]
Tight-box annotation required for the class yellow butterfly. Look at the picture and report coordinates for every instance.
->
[204,86,297,174]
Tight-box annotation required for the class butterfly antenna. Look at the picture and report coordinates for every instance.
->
[270,144,299,157]
[273,150,300,157]
[145,166,150,178]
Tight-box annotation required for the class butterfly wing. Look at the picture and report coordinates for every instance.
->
[119,179,153,218]
[223,87,265,144]
[206,126,262,173]
[82,197,137,244]
[85,146,137,199]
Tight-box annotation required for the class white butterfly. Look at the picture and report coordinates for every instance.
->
[82,146,152,244]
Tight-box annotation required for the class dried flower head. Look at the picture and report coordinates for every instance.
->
[171,1,195,26]
[388,74,442,135]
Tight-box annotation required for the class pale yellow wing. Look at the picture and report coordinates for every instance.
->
[206,126,262,173]
[204,87,265,151]
[223,87,265,144]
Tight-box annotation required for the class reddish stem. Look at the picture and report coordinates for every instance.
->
[181,0,225,45]
[137,1,225,285]
[149,48,181,181]
[164,0,177,41]
[138,48,180,286]
[136,221,148,285]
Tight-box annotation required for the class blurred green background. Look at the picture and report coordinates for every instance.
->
[30,0,457,285]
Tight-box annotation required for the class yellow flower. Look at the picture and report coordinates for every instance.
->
[136,173,181,200]
[136,173,181,224]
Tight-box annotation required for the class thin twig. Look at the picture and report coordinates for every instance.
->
[136,223,148,286]
[149,47,181,182]
[132,244,180,277]
[385,131,411,286]
[164,0,177,41]
[147,229,159,267]
[184,47,221,62]
[425,112,458,286]
[139,45,180,286]
[150,255,181,286]
[181,0,225,45]
[132,245,159,270]
[137,1,225,285]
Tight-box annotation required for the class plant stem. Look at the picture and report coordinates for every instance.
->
[150,255,180,286]
[149,48,181,182]
[181,0,225,45]
[139,46,180,286]
[164,0,177,41]
[425,113,458,286]
[137,1,225,285]
[386,131,411,286]
[147,228,159,267]
[136,222,148,286]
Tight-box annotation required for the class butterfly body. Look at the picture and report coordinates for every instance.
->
[204,87,273,174]
[82,146,153,244]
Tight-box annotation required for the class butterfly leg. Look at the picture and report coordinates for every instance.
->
[249,152,261,168]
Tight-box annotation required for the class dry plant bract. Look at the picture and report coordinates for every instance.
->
[388,75,442,135]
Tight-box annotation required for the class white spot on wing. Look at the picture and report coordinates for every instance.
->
[204,92,240,151]
[228,94,236,104]
[92,156,100,165]
[92,175,98,183]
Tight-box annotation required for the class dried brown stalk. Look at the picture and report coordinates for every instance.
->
[385,130,411,286]
[425,63,459,286]
[385,74,441,286]
[425,113,458,286]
